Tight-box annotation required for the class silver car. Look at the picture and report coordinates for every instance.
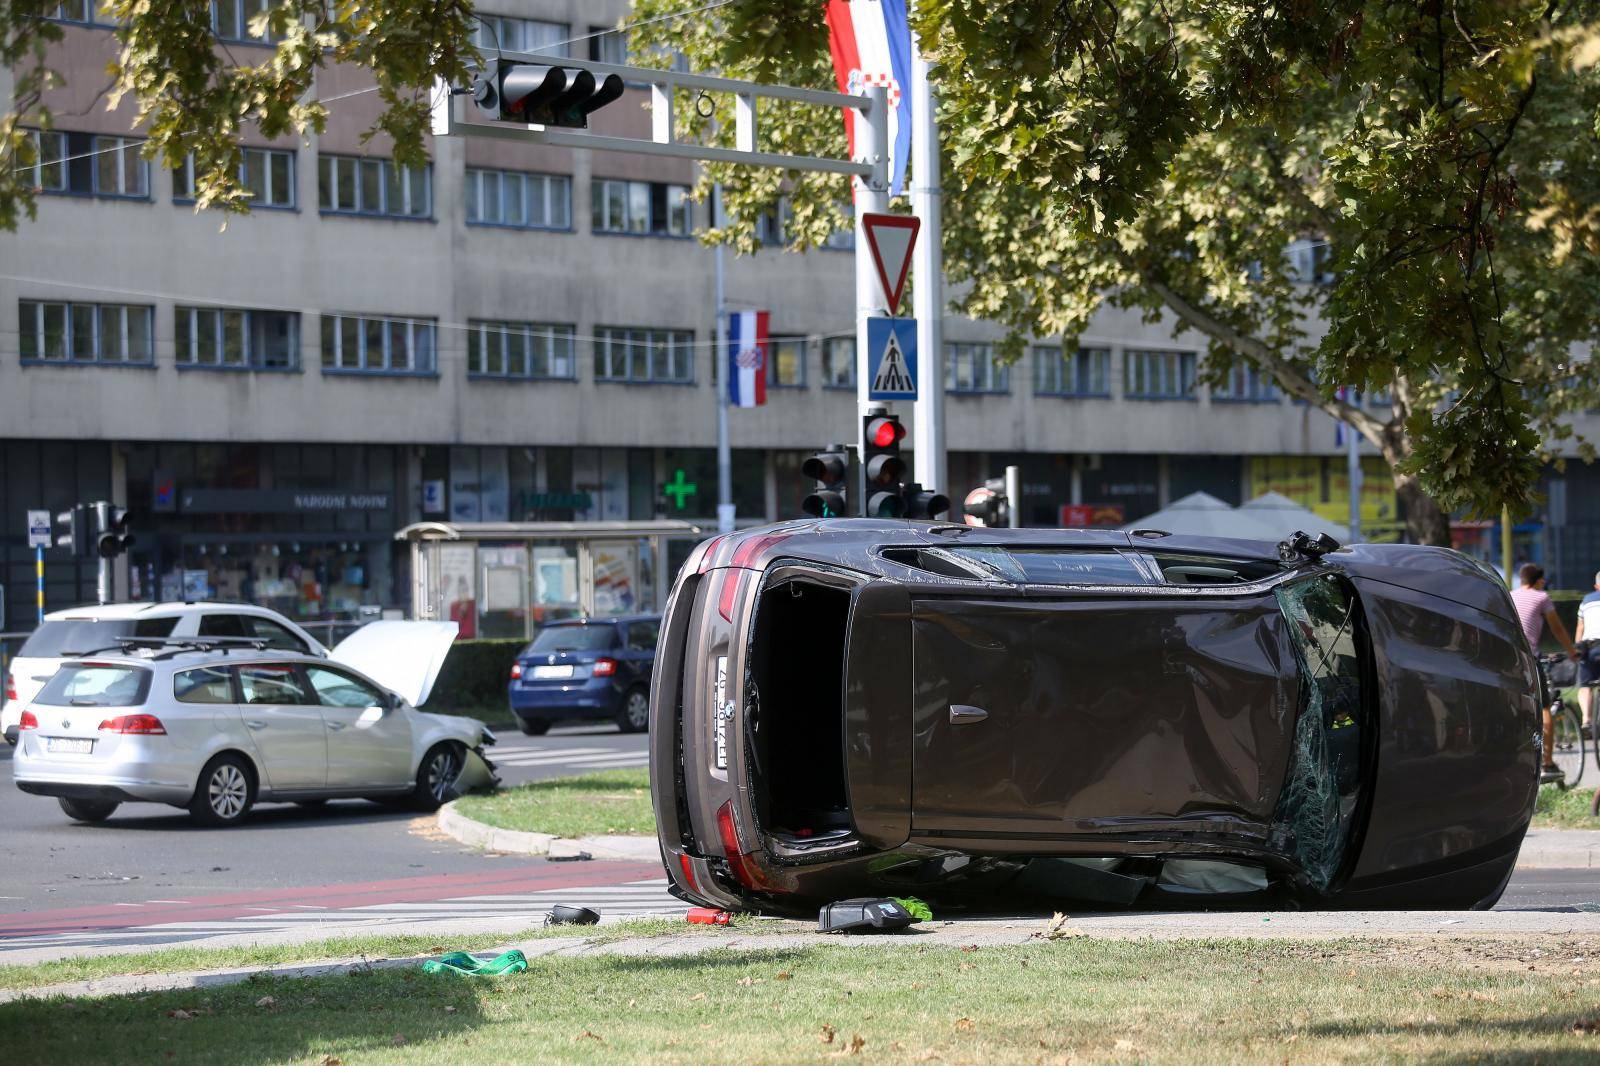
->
[12,621,497,826]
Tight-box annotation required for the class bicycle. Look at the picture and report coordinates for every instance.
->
[1537,654,1588,791]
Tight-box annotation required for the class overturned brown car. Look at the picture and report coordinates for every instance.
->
[649,521,1540,915]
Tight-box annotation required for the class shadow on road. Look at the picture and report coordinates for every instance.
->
[55,799,423,835]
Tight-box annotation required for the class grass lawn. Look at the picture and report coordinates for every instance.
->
[2,937,1596,1063]
[453,768,655,838]
[1534,784,1599,829]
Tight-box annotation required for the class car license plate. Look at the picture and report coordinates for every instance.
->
[713,656,728,770]
[531,664,574,679]
[45,737,93,755]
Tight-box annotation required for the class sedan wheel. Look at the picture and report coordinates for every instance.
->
[617,688,650,733]
[189,754,255,827]
[411,744,462,811]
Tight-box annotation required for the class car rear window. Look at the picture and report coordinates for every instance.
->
[18,617,179,657]
[526,624,618,653]
[34,664,152,707]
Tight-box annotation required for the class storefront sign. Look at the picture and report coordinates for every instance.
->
[1060,504,1126,528]
[179,489,391,514]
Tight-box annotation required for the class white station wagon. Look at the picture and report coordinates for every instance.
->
[11,621,497,826]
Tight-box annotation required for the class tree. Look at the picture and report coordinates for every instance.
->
[627,0,1600,544]
[4,1,1597,544]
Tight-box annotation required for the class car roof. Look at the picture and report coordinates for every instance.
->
[43,601,293,622]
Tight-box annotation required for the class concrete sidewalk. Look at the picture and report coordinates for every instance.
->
[1514,828,1600,868]
[6,908,1600,1006]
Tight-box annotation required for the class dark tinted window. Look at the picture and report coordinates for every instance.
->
[241,616,309,652]
[35,664,151,707]
[950,547,1149,586]
[624,620,660,651]
[19,617,176,657]
[1150,553,1281,585]
[175,666,235,704]
[198,614,249,638]
[237,664,313,705]
[527,623,618,653]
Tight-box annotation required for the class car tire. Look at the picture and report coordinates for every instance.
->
[58,797,118,823]
[411,743,464,812]
[189,753,255,827]
[616,687,650,734]
[517,715,550,736]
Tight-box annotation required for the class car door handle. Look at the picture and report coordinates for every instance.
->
[245,720,267,730]
[949,704,988,725]
[326,721,346,731]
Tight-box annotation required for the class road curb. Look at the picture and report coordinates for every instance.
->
[1515,828,1600,869]
[436,802,656,862]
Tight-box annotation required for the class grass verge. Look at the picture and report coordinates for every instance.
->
[1,937,1595,1063]
[1533,784,1599,829]
[452,768,654,838]
[0,918,699,993]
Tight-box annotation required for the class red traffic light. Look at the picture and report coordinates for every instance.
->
[866,416,904,449]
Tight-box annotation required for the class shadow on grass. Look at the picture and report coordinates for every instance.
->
[1305,1008,1600,1065]
[0,967,487,1066]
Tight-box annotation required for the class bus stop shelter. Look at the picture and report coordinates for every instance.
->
[395,520,704,641]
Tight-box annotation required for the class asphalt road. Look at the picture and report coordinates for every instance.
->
[0,724,647,911]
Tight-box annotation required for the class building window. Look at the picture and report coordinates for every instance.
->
[767,336,806,388]
[175,306,299,370]
[212,0,285,43]
[1125,349,1197,399]
[1034,345,1110,397]
[474,14,569,55]
[19,300,154,365]
[467,320,576,379]
[318,155,431,219]
[1288,239,1334,285]
[44,1,103,25]
[591,179,691,236]
[587,26,629,64]
[1210,362,1278,403]
[23,130,148,198]
[174,147,295,209]
[593,327,694,384]
[464,168,571,229]
[823,336,855,388]
[320,314,437,374]
[946,342,1009,393]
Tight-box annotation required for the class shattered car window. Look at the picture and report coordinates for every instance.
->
[946,547,1150,586]
[1272,573,1367,891]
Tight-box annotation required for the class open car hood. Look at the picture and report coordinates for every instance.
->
[331,620,459,707]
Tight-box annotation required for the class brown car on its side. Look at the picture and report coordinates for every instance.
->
[649,521,1540,916]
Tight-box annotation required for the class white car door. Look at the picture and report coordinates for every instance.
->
[302,664,413,788]
[235,663,326,790]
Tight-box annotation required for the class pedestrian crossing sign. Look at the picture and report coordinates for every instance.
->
[867,316,918,400]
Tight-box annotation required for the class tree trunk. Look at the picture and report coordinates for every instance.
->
[1393,471,1452,547]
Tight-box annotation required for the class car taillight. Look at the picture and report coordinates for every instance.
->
[510,662,523,680]
[18,710,38,731]
[678,852,701,896]
[98,714,166,735]
[4,672,15,703]
[716,799,770,890]
[730,532,790,569]
[592,657,618,678]
[717,570,746,622]
[695,534,731,574]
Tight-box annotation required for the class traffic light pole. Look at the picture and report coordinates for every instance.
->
[910,32,946,500]
[853,92,892,512]
[713,189,734,534]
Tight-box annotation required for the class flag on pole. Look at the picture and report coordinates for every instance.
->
[726,310,769,408]
[824,0,913,196]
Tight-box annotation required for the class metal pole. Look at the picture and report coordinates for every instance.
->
[1346,418,1362,543]
[93,501,110,605]
[1005,465,1022,528]
[855,86,891,511]
[1501,503,1514,586]
[35,546,44,624]
[910,29,945,498]
[714,184,734,534]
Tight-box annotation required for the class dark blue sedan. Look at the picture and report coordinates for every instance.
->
[508,615,661,735]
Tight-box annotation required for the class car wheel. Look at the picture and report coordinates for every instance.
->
[189,753,255,827]
[517,715,550,736]
[58,797,118,823]
[411,743,464,811]
[616,687,650,734]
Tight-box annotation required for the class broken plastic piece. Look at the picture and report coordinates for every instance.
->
[686,907,732,925]
[817,898,916,934]
[545,904,600,926]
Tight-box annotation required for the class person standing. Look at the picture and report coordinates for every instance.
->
[1575,570,1600,737]
[1512,564,1582,783]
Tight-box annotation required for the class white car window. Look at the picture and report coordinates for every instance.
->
[174,666,235,705]
[236,664,313,706]
[243,617,309,653]
[304,666,386,709]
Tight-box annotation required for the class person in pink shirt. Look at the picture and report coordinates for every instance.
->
[1511,564,1581,782]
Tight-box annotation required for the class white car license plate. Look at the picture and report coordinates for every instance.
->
[713,655,728,770]
[45,737,94,755]
[531,664,574,679]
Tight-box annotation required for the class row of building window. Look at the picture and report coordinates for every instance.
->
[48,1,279,44]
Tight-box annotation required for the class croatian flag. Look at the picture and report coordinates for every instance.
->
[825,0,913,197]
[726,310,769,408]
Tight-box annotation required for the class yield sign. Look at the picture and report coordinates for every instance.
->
[862,212,920,315]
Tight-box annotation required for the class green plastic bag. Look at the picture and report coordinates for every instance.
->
[421,949,529,977]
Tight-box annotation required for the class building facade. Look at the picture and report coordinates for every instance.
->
[3,0,1597,629]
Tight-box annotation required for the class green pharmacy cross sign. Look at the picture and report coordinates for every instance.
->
[663,469,698,510]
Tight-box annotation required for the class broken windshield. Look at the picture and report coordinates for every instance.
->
[944,547,1151,586]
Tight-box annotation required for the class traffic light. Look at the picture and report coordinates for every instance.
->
[95,502,134,559]
[862,410,906,518]
[901,483,951,521]
[471,59,626,128]
[55,504,89,556]
[963,478,1010,527]
[801,444,851,518]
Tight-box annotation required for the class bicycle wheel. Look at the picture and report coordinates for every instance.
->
[1552,703,1585,790]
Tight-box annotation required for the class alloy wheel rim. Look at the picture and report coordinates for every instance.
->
[209,764,246,818]
[428,750,458,802]
[628,692,649,728]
